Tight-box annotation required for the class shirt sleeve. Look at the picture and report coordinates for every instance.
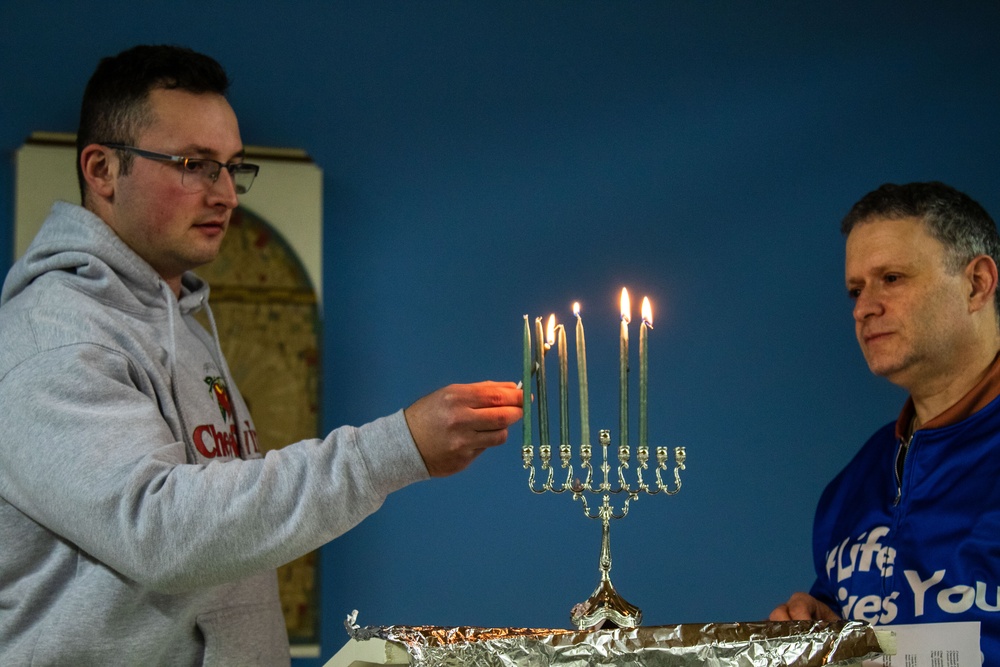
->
[0,341,429,593]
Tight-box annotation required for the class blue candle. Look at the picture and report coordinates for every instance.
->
[535,316,553,449]
[522,315,532,449]
[639,297,652,449]
[557,323,569,447]
[619,288,630,448]
[573,302,590,447]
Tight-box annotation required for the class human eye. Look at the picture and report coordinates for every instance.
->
[182,158,212,174]
[846,279,863,300]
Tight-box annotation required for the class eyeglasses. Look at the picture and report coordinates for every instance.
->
[101,143,260,194]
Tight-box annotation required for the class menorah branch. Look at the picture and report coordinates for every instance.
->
[523,428,686,629]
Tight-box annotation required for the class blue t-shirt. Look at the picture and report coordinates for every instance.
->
[810,394,1000,661]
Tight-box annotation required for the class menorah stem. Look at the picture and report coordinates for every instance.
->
[599,514,613,581]
[569,505,642,630]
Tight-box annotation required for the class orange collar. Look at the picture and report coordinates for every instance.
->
[895,351,1000,439]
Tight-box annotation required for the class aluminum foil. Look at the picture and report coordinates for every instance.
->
[346,616,887,666]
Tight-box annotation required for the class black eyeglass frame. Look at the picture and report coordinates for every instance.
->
[100,143,260,194]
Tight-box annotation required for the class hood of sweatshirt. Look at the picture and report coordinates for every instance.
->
[2,201,209,317]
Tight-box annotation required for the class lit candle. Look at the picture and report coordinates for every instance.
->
[639,297,653,449]
[522,314,532,449]
[535,316,551,449]
[619,288,630,448]
[557,322,569,447]
[573,302,590,446]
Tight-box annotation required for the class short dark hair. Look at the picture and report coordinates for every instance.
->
[842,181,1000,314]
[76,44,230,202]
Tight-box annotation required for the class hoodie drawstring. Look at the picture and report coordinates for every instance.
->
[160,281,202,462]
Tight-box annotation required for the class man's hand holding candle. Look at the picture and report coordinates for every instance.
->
[404,381,524,477]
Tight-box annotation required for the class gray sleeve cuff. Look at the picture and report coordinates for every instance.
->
[354,409,430,495]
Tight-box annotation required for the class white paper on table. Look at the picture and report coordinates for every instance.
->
[863,622,981,667]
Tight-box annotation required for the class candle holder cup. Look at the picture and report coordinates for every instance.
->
[522,428,686,629]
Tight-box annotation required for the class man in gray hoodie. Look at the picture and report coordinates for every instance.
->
[0,44,523,666]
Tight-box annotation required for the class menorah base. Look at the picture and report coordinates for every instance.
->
[570,576,642,630]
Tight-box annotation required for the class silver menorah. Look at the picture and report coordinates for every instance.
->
[523,427,685,629]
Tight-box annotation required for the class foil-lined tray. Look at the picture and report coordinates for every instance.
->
[343,616,890,666]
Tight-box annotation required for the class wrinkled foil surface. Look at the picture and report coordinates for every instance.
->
[347,620,885,666]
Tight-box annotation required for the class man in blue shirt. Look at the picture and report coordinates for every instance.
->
[770,182,1000,657]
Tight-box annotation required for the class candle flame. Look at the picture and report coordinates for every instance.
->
[572,301,581,317]
[546,313,556,347]
[642,296,653,328]
[620,288,631,323]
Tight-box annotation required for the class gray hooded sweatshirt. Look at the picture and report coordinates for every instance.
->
[0,202,429,665]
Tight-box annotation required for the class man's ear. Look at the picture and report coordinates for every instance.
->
[966,254,999,313]
[79,144,117,202]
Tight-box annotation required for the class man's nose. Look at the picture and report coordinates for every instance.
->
[208,168,240,208]
[853,288,882,321]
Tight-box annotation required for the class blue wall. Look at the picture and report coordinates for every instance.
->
[3,2,1000,663]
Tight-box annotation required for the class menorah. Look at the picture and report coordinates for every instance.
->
[521,293,687,630]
